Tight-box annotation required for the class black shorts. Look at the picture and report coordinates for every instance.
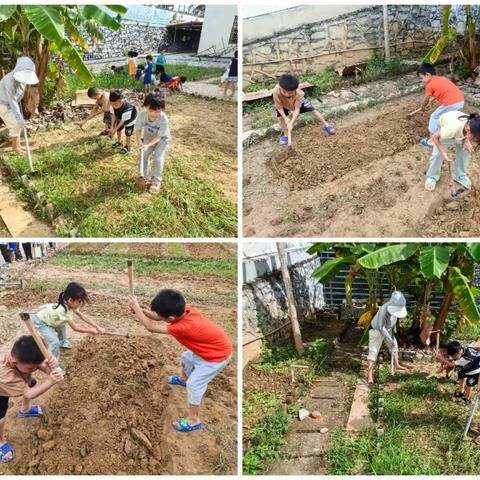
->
[103,111,112,125]
[0,379,36,419]
[155,65,165,74]
[116,123,135,137]
[458,371,480,386]
[276,97,315,117]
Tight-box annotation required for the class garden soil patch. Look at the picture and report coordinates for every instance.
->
[2,335,236,475]
[243,94,480,237]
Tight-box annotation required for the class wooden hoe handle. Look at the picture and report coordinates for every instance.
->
[127,259,134,296]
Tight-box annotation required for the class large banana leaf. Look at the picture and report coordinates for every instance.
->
[424,35,448,64]
[466,243,480,261]
[0,5,17,22]
[448,267,480,324]
[64,17,90,51]
[358,244,419,269]
[312,257,350,285]
[104,5,128,15]
[80,5,122,31]
[23,6,64,42]
[82,21,105,42]
[54,38,94,83]
[419,245,450,279]
[307,243,335,255]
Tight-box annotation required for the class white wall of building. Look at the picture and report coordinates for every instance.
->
[198,4,237,56]
[244,4,367,44]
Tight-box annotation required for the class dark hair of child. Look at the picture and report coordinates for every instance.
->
[54,282,89,312]
[151,289,186,317]
[144,91,166,110]
[439,340,450,350]
[109,90,123,102]
[279,74,299,91]
[87,87,100,98]
[146,55,153,61]
[128,50,138,58]
[11,335,45,364]
[446,340,463,356]
[180,76,187,83]
[459,113,480,143]
[417,63,436,76]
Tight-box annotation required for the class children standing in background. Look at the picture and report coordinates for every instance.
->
[83,87,112,136]
[155,50,167,76]
[223,51,238,97]
[0,57,39,154]
[127,50,138,77]
[32,282,105,365]
[273,74,336,145]
[144,55,154,93]
[128,289,232,432]
[135,90,170,194]
[0,335,63,462]
[416,63,465,148]
[109,90,138,154]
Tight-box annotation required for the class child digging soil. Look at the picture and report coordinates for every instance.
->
[109,90,138,154]
[0,335,63,463]
[273,73,335,145]
[128,289,232,432]
[83,87,112,136]
[32,282,106,367]
[135,90,170,194]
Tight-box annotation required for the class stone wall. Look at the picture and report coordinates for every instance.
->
[243,256,324,345]
[77,22,168,61]
[244,5,444,84]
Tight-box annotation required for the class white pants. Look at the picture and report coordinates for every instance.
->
[181,350,231,406]
[367,329,398,362]
[0,105,21,137]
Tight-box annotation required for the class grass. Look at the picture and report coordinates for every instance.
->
[5,124,236,238]
[243,54,412,118]
[326,364,480,475]
[44,65,224,106]
[46,247,236,280]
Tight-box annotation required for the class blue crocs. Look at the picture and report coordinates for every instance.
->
[279,135,288,145]
[0,442,14,463]
[18,405,43,417]
[172,418,204,432]
[420,138,434,148]
[167,375,186,387]
[323,125,336,135]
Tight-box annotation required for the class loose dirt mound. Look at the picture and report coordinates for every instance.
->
[267,103,430,191]
[3,336,237,475]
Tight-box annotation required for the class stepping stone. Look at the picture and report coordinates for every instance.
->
[266,454,326,475]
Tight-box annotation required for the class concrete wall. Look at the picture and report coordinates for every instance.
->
[243,5,444,84]
[244,5,367,43]
[242,249,324,366]
[198,5,237,56]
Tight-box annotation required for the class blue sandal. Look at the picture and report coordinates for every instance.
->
[18,405,43,418]
[167,375,187,387]
[172,418,204,432]
[0,442,14,463]
[420,138,434,148]
[323,125,336,135]
[452,188,467,198]
[279,135,288,145]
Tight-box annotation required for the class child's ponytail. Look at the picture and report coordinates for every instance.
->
[54,290,68,312]
[54,282,89,311]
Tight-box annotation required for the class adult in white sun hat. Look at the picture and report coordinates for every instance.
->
[0,57,39,153]
[367,290,409,384]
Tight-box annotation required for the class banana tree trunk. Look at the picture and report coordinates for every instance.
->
[35,36,50,108]
[430,284,453,341]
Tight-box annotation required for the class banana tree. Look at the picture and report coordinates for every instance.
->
[424,5,479,78]
[0,5,127,105]
[309,243,480,345]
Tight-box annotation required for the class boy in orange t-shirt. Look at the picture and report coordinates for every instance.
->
[0,335,63,462]
[417,63,465,147]
[129,289,232,432]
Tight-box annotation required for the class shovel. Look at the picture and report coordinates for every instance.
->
[287,127,292,147]
[464,395,479,439]
[407,107,422,119]
[103,330,131,338]
[23,128,35,174]
[390,347,395,375]
[127,259,134,296]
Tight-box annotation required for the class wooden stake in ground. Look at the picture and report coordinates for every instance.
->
[390,347,395,375]
[277,243,303,355]
[19,312,62,373]
[127,259,134,296]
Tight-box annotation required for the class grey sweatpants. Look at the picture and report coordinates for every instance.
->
[138,137,169,182]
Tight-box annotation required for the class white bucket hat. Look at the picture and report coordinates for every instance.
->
[13,57,39,85]
[387,290,407,318]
